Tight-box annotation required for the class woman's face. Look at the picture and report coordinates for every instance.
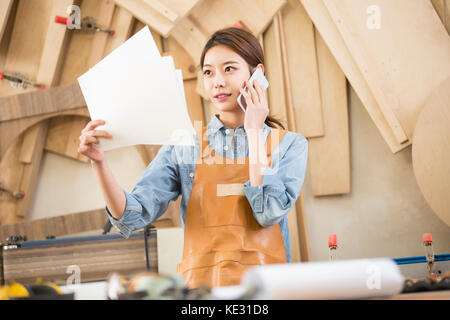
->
[202,45,252,112]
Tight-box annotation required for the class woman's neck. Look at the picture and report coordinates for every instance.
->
[217,111,245,130]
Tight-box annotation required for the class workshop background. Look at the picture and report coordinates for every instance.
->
[0,0,449,284]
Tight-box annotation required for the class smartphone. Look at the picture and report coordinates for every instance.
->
[238,68,269,112]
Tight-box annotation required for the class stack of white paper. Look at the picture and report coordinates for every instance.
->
[77,26,195,151]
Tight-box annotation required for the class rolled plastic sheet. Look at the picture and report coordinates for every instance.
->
[241,258,405,299]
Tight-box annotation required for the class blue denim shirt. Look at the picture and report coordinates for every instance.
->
[106,114,308,263]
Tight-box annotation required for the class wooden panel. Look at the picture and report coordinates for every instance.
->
[323,0,450,146]
[58,0,103,86]
[0,0,14,44]
[114,0,199,37]
[0,208,107,241]
[300,0,409,153]
[308,29,350,196]
[0,0,53,97]
[2,232,157,285]
[104,7,135,56]
[0,106,89,162]
[171,0,287,65]
[280,0,323,138]
[87,0,116,68]
[45,115,90,162]
[431,0,450,35]
[15,121,49,218]
[0,83,85,122]
[412,77,450,227]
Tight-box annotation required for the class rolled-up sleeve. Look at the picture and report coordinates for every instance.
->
[106,145,181,238]
[243,133,308,227]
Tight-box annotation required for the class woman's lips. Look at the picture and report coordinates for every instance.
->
[214,93,232,102]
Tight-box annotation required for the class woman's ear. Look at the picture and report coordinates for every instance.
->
[256,63,265,75]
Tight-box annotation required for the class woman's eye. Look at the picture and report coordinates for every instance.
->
[225,66,234,72]
[203,70,211,76]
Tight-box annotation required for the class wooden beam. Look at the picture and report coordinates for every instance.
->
[0,0,14,44]
[87,0,116,68]
[0,83,85,123]
[309,28,350,196]
[300,0,409,153]
[114,0,200,37]
[280,0,324,138]
[0,208,108,241]
[323,0,408,145]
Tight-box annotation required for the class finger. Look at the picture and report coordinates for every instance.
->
[254,81,264,105]
[89,130,112,138]
[82,119,106,134]
[82,135,99,145]
[246,80,258,105]
[239,87,253,108]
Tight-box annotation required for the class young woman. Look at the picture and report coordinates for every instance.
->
[78,27,308,289]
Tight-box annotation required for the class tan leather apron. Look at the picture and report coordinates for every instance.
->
[177,126,287,289]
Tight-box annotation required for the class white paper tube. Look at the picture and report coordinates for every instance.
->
[241,258,404,299]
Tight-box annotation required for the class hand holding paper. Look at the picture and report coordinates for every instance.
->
[77,26,195,152]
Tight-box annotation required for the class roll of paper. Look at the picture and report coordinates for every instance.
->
[241,258,404,299]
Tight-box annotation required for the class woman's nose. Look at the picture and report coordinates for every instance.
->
[213,73,226,87]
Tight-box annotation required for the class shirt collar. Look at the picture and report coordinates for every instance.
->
[207,114,270,135]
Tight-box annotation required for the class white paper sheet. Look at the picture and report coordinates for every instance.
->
[240,258,404,299]
[77,26,195,151]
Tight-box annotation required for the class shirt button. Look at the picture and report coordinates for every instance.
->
[225,129,230,134]
[189,172,194,178]
[224,145,229,151]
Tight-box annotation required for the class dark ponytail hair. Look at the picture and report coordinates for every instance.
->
[200,27,286,130]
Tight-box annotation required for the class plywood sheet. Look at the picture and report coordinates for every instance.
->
[308,29,350,196]
[300,0,409,153]
[324,0,450,146]
[281,0,323,138]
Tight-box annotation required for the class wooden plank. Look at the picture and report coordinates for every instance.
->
[171,0,286,65]
[0,0,53,97]
[87,0,116,68]
[431,0,450,35]
[2,232,157,285]
[104,7,135,56]
[308,28,350,196]
[0,83,85,123]
[37,0,75,88]
[0,0,14,44]
[58,0,103,86]
[0,106,89,162]
[0,208,107,241]
[300,0,409,153]
[114,0,199,37]
[323,0,450,147]
[280,0,324,138]
[323,0,407,145]
[162,37,197,80]
[44,115,90,163]
[15,121,49,218]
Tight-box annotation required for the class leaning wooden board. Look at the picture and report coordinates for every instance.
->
[412,77,450,227]
[300,0,409,154]
[308,28,350,196]
[323,0,450,148]
[114,0,200,37]
[170,0,287,65]
[1,231,158,285]
[280,0,324,138]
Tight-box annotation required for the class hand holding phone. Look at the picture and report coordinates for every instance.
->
[238,68,269,112]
